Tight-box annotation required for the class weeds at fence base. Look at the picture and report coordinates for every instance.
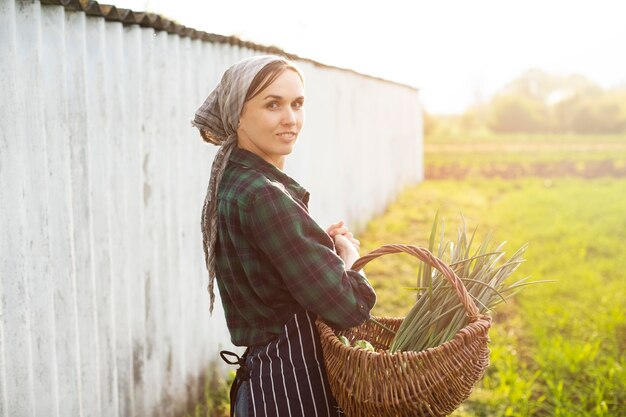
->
[182,358,235,417]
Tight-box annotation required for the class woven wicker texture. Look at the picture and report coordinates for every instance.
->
[316,244,492,417]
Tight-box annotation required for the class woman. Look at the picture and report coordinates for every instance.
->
[192,54,376,417]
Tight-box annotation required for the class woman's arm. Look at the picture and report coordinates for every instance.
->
[245,183,376,330]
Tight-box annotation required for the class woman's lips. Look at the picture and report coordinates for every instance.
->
[277,132,297,141]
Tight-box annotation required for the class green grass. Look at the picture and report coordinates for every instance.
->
[358,136,626,416]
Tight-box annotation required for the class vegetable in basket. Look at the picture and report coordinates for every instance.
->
[337,335,375,352]
[387,214,550,353]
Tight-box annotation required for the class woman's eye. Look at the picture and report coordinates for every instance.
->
[293,101,304,109]
[267,102,279,109]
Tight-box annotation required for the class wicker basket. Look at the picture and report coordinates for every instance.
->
[316,244,492,417]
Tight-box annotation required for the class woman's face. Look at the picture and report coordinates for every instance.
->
[237,69,305,169]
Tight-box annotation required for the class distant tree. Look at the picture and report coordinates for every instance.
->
[460,104,487,132]
[476,69,626,135]
[501,68,603,103]
[552,90,626,134]
[572,95,625,134]
[487,94,548,133]
[601,89,626,133]
[423,108,437,136]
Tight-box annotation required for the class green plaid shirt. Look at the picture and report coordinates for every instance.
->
[215,147,376,346]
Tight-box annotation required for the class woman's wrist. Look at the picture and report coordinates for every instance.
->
[341,250,360,270]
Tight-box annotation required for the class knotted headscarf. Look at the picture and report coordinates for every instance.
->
[192,54,286,314]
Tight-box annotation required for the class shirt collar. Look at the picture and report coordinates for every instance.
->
[229,147,310,204]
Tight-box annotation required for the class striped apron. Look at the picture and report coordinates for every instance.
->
[227,310,344,417]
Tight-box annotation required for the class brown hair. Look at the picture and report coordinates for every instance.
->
[244,59,304,104]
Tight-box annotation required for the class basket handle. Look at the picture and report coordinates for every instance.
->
[352,244,480,320]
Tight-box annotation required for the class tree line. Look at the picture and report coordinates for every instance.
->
[425,69,626,136]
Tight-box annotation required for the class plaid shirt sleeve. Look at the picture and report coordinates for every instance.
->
[244,182,376,330]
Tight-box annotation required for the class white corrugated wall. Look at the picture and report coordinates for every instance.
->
[0,1,423,416]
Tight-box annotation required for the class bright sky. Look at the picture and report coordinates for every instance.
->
[112,0,626,115]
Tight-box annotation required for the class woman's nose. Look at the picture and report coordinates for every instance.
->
[282,108,297,125]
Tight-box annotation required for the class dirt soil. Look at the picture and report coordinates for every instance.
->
[425,159,626,180]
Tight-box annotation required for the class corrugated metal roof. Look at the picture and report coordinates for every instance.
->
[41,0,418,91]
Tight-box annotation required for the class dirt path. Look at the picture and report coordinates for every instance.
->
[425,159,626,179]
[425,142,626,153]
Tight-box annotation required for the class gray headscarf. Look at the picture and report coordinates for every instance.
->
[192,54,286,314]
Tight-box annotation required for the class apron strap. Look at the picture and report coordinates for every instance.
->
[220,349,251,417]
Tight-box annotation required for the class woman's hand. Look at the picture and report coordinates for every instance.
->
[326,220,360,250]
[327,220,363,270]
[333,234,360,270]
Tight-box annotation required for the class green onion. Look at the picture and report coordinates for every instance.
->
[385,215,550,353]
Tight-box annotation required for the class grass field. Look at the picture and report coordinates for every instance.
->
[359,134,626,416]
